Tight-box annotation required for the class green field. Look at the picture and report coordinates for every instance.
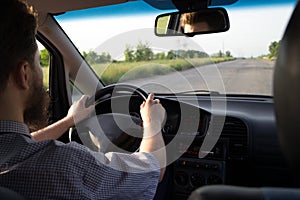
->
[42,57,235,88]
[90,57,235,85]
[43,67,49,88]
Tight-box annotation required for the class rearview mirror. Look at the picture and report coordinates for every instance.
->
[155,8,230,37]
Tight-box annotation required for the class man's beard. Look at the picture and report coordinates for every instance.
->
[24,80,50,132]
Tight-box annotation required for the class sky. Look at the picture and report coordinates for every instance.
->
[52,2,295,58]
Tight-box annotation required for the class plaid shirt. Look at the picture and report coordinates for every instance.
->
[0,120,160,200]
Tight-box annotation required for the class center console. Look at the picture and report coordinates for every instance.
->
[172,140,228,200]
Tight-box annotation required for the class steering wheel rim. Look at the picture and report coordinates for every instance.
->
[70,83,148,153]
[85,83,148,107]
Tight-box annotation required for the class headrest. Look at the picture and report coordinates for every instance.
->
[274,1,300,175]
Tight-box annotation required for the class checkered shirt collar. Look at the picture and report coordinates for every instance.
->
[0,120,31,138]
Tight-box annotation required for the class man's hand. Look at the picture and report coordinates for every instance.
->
[140,93,166,137]
[66,95,94,127]
[32,96,94,142]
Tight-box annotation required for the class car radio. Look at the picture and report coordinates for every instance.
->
[172,140,228,199]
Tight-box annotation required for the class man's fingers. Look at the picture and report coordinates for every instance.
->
[78,95,89,106]
[147,93,154,101]
[79,95,94,110]
[80,95,88,101]
[153,99,160,104]
[87,105,95,112]
[140,101,145,108]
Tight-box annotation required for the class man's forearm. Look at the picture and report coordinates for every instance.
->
[139,125,166,182]
[31,116,73,142]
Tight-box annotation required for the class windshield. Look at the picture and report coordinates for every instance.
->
[55,0,296,96]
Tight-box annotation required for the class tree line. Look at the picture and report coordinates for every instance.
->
[81,42,230,64]
[83,51,112,64]
[39,41,233,67]
[38,40,281,68]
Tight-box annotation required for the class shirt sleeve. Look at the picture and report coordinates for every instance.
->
[65,142,161,200]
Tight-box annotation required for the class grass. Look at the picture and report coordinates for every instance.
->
[91,57,235,85]
[43,67,49,89]
[41,57,235,87]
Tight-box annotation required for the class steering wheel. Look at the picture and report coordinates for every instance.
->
[69,83,148,153]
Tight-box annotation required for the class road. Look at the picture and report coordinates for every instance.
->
[125,59,274,96]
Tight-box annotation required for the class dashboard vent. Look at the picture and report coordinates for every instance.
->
[210,116,248,160]
[222,117,248,160]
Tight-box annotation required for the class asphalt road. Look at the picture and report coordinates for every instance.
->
[126,59,275,96]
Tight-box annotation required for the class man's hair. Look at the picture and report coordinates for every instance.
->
[181,11,223,31]
[181,12,202,27]
[0,0,38,92]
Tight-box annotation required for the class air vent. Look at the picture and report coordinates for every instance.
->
[210,116,248,160]
[222,117,248,160]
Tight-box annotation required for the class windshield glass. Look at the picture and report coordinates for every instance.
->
[55,0,296,96]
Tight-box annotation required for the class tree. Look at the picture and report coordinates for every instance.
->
[268,41,280,59]
[98,52,111,63]
[178,50,187,58]
[84,50,98,64]
[198,51,209,58]
[225,51,232,57]
[40,49,50,67]
[218,50,223,57]
[186,50,195,58]
[135,41,153,61]
[82,51,88,58]
[83,50,111,64]
[166,50,175,59]
[124,45,134,62]
[155,52,165,60]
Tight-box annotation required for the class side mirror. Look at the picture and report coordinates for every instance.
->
[155,8,230,37]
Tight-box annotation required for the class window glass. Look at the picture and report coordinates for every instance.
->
[55,1,296,96]
[38,41,50,89]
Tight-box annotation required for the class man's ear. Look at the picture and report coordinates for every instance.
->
[14,61,31,90]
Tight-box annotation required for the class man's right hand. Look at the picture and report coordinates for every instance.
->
[140,93,165,137]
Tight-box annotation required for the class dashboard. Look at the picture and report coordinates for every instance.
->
[94,94,294,199]
[160,95,280,199]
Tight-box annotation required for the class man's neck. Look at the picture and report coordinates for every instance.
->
[0,97,24,123]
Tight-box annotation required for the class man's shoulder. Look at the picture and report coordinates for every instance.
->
[38,139,94,160]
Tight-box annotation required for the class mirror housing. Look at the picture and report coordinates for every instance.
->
[155,8,230,37]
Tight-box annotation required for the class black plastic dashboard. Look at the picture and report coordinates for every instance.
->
[160,95,295,199]
[94,94,294,199]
